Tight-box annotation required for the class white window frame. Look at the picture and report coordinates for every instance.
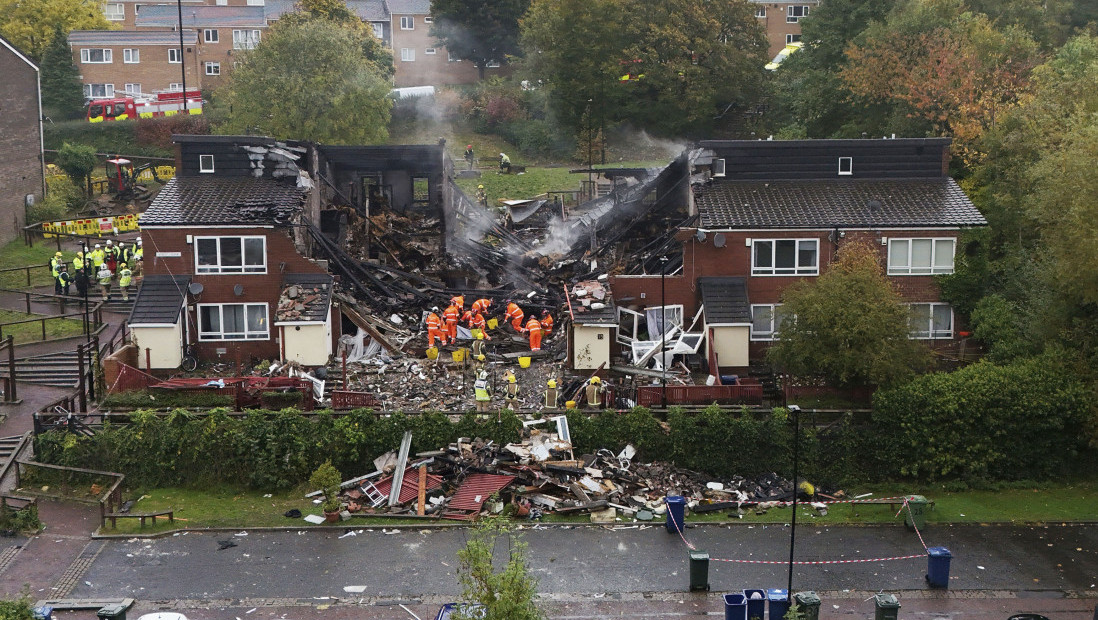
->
[83,83,115,98]
[371,23,384,39]
[80,49,113,64]
[424,47,436,55]
[750,304,788,341]
[232,29,261,50]
[838,156,852,175]
[423,16,433,23]
[485,59,501,68]
[123,48,139,63]
[755,6,766,17]
[169,83,183,91]
[204,28,219,43]
[401,48,415,62]
[448,51,461,62]
[123,83,141,94]
[199,155,215,173]
[194,236,267,274]
[887,238,955,275]
[908,303,953,339]
[104,2,124,20]
[787,5,809,22]
[246,0,264,5]
[198,303,269,341]
[400,16,414,30]
[786,33,802,44]
[204,61,220,75]
[751,239,819,276]
[168,47,181,63]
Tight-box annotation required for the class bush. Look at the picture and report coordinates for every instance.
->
[133,115,211,152]
[26,194,69,225]
[261,390,304,410]
[0,596,35,620]
[100,389,235,409]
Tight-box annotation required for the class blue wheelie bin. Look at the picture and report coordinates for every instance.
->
[743,589,765,620]
[665,495,686,533]
[767,589,790,620]
[724,593,747,620]
[926,546,952,588]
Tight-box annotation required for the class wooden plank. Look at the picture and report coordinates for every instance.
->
[417,464,426,516]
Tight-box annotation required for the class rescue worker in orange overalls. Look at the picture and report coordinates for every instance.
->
[470,312,490,339]
[450,294,465,311]
[471,298,492,316]
[540,310,554,335]
[426,306,447,347]
[503,300,524,332]
[523,315,543,351]
[443,302,461,343]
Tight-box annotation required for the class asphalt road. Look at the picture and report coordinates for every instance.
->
[71,522,1098,602]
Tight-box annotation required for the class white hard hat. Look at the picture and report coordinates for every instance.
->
[95,244,101,248]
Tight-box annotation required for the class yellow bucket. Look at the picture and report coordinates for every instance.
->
[565,400,577,409]
[487,318,499,329]
[518,356,531,368]
[470,328,483,339]
[452,349,466,363]
[426,347,439,360]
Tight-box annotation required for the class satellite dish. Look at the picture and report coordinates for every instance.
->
[713,233,726,248]
[187,282,204,296]
[234,284,244,296]
[695,229,707,243]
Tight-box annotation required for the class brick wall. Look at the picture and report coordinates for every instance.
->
[0,45,43,244]
[143,225,327,362]
[390,13,506,87]
[73,43,201,93]
[752,0,819,59]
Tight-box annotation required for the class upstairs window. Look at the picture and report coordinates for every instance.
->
[232,29,261,50]
[123,48,139,63]
[205,61,220,75]
[838,156,852,175]
[787,5,809,22]
[400,16,414,29]
[887,238,955,275]
[104,3,124,20]
[204,29,219,43]
[195,236,266,274]
[752,239,819,275]
[401,48,415,61]
[755,6,766,17]
[168,48,181,63]
[81,49,112,63]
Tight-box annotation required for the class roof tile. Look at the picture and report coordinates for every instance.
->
[141,177,305,227]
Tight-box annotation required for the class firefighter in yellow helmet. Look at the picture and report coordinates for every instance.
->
[475,184,487,207]
[544,378,558,410]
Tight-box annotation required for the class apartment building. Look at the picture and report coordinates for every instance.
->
[387,0,506,88]
[68,30,200,99]
[750,0,821,59]
[0,35,45,244]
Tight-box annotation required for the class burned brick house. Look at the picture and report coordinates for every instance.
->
[604,138,987,381]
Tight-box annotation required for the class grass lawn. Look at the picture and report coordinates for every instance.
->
[0,309,86,343]
[0,239,61,289]
[94,481,1098,535]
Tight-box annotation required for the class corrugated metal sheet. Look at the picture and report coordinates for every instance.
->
[443,473,514,520]
[374,467,443,504]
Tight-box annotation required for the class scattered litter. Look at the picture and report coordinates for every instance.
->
[217,540,238,550]
[303,514,325,524]
[339,531,358,539]
[343,586,367,593]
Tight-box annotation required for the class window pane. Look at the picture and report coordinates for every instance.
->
[889,240,908,269]
[934,239,954,271]
[752,306,772,334]
[909,304,930,337]
[200,306,220,333]
[911,239,932,270]
[932,305,952,335]
[196,238,218,267]
[798,240,817,268]
[754,241,772,269]
[246,305,267,334]
[244,238,264,268]
[775,240,796,270]
[223,305,245,334]
[220,237,242,268]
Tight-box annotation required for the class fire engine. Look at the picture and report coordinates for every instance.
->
[85,89,204,122]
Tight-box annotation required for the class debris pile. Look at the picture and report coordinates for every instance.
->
[309,428,809,523]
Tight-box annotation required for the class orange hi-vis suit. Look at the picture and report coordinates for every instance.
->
[471,298,492,315]
[524,317,543,351]
[426,312,447,347]
[450,295,465,310]
[541,312,554,334]
[443,304,460,342]
[504,302,524,331]
[470,312,490,339]
[461,309,475,326]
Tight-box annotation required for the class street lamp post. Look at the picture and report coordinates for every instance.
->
[82,239,91,343]
[787,404,801,595]
[660,255,668,409]
[176,0,188,109]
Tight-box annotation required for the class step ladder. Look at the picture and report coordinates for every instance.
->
[360,480,387,508]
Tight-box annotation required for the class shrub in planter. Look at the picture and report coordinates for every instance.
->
[260,390,304,410]
[309,461,342,520]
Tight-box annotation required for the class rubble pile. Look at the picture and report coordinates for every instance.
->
[277,283,328,322]
[312,427,806,523]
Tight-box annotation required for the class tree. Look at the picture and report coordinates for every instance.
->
[520,0,768,138]
[40,24,86,119]
[430,0,529,79]
[55,142,97,198]
[0,0,111,61]
[279,0,393,79]
[218,18,392,144]
[455,518,543,620]
[767,241,930,388]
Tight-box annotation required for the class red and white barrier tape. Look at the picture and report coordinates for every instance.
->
[895,498,929,551]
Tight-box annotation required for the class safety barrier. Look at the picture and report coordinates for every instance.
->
[331,390,381,410]
[41,213,142,238]
[637,383,765,407]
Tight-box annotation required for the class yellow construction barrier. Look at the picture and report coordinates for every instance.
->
[41,213,143,238]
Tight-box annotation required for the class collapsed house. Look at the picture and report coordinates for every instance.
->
[127,135,984,409]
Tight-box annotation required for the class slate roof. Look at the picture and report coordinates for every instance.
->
[572,302,616,326]
[129,275,191,325]
[141,177,305,227]
[68,30,198,46]
[696,178,987,229]
[698,277,750,325]
[265,0,387,21]
[276,274,333,323]
[136,5,267,28]
[386,0,431,15]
